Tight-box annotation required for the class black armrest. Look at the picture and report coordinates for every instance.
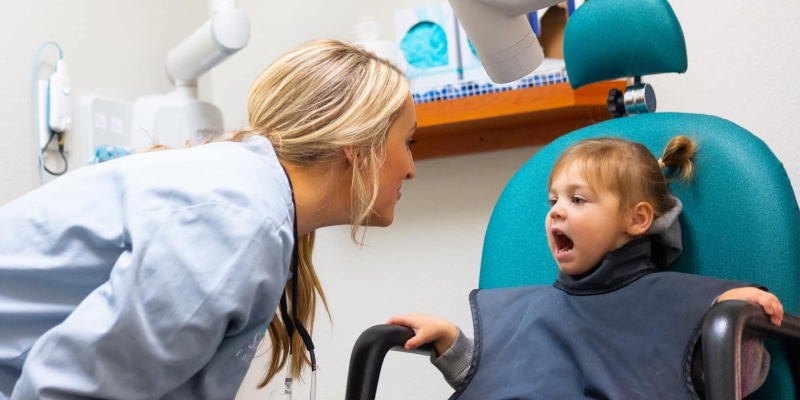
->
[345,324,434,400]
[701,300,800,400]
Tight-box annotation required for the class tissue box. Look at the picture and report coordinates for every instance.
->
[394,3,461,94]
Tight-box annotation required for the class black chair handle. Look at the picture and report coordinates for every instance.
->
[345,324,433,400]
[701,300,800,400]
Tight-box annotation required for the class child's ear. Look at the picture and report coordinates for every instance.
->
[626,201,654,237]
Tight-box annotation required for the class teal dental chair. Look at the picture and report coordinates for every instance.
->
[345,0,800,399]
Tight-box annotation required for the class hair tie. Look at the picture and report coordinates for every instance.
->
[657,158,666,170]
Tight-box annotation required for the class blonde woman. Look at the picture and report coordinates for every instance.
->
[0,40,416,399]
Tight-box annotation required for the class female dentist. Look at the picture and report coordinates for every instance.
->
[0,39,416,399]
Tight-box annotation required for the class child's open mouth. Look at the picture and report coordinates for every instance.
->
[552,228,574,255]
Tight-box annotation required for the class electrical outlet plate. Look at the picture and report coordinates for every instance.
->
[80,95,133,165]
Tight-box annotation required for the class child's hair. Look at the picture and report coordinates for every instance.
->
[548,136,696,217]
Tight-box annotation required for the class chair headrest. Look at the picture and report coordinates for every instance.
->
[563,0,688,89]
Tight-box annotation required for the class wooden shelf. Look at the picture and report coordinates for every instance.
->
[411,80,626,160]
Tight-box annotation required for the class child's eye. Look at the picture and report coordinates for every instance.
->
[571,196,585,204]
[548,198,557,207]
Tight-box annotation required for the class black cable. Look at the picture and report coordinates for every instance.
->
[42,131,68,176]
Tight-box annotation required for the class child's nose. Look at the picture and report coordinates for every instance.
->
[549,204,565,220]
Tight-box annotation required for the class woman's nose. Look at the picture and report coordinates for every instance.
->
[405,154,416,180]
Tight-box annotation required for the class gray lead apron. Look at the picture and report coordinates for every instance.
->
[451,238,749,400]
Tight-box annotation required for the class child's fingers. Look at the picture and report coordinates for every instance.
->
[385,314,449,349]
[403,329,437,350]
[772,297,784,326]
[771,311,781,326]
[404,337,418,350]
[774,296,784,315]
[719,288,785,327]
[755,293,785,326]
[753,293,774,314]
[386,315,416,328]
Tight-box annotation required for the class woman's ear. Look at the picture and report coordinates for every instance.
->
[343,145,355,166]
[626,201,654,237]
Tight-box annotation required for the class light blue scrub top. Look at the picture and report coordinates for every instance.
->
[0,136,295,399]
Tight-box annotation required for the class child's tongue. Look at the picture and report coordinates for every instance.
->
[556,233,574,253]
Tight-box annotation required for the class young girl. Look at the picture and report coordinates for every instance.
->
[389,136,783,399]
[0,40,416,399]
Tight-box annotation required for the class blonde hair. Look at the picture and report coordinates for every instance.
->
[548,136,696,217]
[214,40,410,385]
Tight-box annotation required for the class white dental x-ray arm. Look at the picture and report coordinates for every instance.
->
[130,0,250,150]
[449,0,565,83]
[166,0,250,88]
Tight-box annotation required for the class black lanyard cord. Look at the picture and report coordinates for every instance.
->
[279,164,316,370]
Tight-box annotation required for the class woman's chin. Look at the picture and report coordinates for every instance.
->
[366,212,394,227]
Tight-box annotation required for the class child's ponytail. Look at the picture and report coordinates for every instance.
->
[660,135,696,182]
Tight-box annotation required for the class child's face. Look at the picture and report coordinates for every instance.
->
[545,163,633,275]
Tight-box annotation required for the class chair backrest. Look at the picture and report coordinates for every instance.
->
[479,1,800,398]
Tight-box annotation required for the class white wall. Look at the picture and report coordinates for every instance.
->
[223,1,800,399]
[1,1,798,399]
[647,1,800,200]
[0,0,211,205]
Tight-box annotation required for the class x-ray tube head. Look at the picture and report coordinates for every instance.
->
[448,0,563,83]
[166,8,250,86]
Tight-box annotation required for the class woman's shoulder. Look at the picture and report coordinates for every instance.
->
[108,139,294,228]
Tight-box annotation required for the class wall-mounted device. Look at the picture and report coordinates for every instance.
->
[32,42,70,183]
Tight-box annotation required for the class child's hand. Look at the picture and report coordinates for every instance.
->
[386,314,459,355]
[718,287,784,326]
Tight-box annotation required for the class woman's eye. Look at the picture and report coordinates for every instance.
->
[407,139,416,147]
